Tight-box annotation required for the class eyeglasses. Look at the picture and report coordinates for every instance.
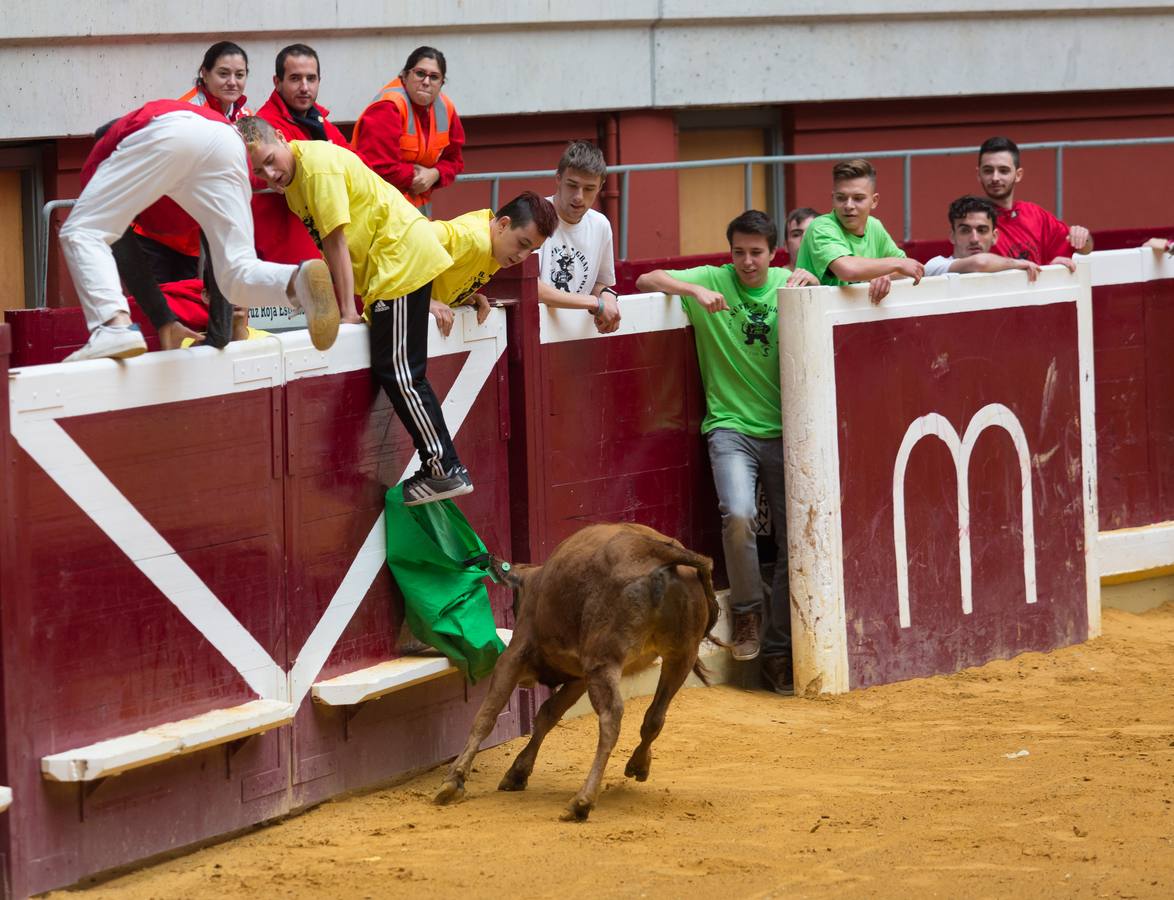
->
[409,68,443,84]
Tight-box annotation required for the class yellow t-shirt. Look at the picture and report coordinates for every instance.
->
[283,141,452,306]
[429,209,502,307]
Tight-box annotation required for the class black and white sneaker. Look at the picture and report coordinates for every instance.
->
[401,465,474,507]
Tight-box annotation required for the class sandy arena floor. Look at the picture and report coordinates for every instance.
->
[56,604,1173,899]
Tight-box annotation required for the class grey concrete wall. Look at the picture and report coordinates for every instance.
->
[3,2,1173,139]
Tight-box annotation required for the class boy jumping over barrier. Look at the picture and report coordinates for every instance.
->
[237,115,472,506]
[427,191,558,336]
[61,100,339,362]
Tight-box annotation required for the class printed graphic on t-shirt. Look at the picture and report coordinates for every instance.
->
[548,243,591,293]
[302,214,323,251]
[720,297,774,358]
[453,271,491,305]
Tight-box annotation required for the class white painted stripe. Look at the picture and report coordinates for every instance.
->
[1097,521,1174,578]
[538,292,688,344]
[892,404,1037,629]
[10,418,285,700]
[1075,263,1103,637]
[285,330,507,706]
[392,295,446,477]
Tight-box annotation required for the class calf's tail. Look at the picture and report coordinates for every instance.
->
[640,538,724,687]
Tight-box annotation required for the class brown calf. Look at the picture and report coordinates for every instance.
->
[434,522,720,821]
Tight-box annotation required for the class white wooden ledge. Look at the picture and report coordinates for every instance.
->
[41,699,295,782]
[0,786,11,812]
[312,629,513,707]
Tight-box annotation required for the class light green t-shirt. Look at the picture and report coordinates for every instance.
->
[668,264,788,439]
[794,212,904,286]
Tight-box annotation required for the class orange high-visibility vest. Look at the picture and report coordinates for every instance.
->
[354,76,455,207]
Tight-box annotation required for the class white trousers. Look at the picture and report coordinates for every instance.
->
[60,111,297,331]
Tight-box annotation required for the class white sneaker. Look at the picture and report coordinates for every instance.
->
[63,324,147,362]
[292,259,339,351]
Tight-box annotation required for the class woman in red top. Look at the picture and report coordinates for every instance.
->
[178,41,254,121]
[116,41,254,347]
[351,46,465,210]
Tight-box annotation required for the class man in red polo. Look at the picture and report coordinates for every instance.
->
[977,136,1092,264]
[256,44,348,146]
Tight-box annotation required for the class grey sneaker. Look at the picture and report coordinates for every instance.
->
[292,259,339,351]
[63,323,147,362]
[401,465,474,507]
[730,611,761,661]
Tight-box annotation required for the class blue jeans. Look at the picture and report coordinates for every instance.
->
[706,428,791,659]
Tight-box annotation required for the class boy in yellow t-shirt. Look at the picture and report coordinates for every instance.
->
[427,192,558,336]
[238,116,468,506]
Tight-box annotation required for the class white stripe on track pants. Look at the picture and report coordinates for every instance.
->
[368,284,462,479]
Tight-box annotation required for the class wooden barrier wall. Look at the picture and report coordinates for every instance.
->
[1,248,1171,895]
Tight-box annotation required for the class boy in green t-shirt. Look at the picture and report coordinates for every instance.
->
[794,158,925,304]
[636,210,817,694]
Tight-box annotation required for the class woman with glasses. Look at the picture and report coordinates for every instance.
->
[351,46,465,210]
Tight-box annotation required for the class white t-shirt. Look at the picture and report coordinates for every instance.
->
[924,255,956,277]
[537,201,616,295]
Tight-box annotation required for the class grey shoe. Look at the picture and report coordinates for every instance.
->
[63,323,147,362]
[730,611,761,661]
[401,465,474,507]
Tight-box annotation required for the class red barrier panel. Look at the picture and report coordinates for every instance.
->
[0,315,523,897]
[1092,277,1174,530]
[782,264,1100,692]
[508,282,719,568]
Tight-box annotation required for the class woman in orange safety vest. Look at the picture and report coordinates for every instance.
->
[351,46,466,210]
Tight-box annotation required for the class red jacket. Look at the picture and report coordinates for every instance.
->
[256,90,348,145]
[351,79,464,206]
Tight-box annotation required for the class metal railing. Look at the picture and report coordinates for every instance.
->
[37,135,1174,307]
[455,135,1174,258]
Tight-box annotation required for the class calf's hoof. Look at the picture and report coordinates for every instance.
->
[433,779,466,805]
[559,796,593,822]
[624,754,650,782]
[497,769,530,792]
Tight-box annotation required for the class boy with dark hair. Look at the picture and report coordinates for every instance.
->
[924,195,1065,278]
[635,210,818,694]
[783,207,818,262]
[428,191,559,335]
[537,140,620,333]
[977,136,1092,264]
[239,115,472,507]
[794,159,923,304]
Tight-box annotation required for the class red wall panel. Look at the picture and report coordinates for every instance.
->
[834,303,1088,688]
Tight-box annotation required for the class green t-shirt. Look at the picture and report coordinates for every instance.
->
[793,212,904,286]
[668,264,788,439]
